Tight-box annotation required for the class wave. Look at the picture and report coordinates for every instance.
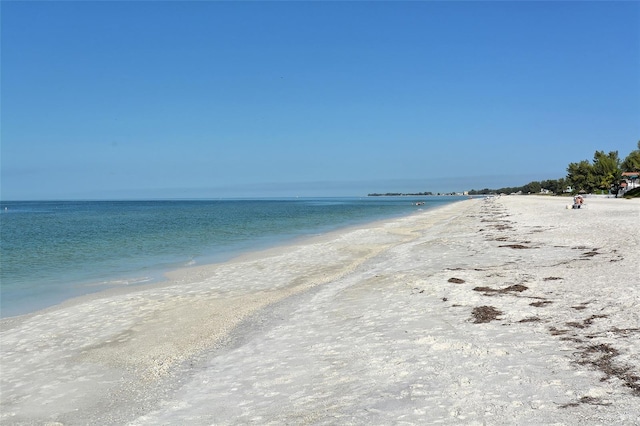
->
[84,276,152,287]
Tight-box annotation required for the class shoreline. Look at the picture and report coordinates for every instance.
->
[1,197,450,320]
[2,200,464,424]
[1,196,639,424]
[0,201,439,329]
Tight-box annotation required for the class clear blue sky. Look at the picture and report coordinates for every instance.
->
[2,1,639,199]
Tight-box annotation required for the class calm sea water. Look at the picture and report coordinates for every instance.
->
[0,197,462,318]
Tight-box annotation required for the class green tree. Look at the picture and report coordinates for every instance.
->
[566,160,594,193]
[523,181,542,194]
[541,178,566,194]
[591,150,621,192]
[621,141,640,172]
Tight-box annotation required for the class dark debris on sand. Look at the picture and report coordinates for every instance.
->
[471,306,503,323]
[473,284,528,295]
[576,344,640,395]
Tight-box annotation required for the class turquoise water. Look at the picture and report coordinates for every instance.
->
[0,197,462,317]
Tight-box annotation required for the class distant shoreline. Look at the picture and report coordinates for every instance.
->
[367,192,471,197]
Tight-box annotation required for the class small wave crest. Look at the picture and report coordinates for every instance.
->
[84,276,152,287]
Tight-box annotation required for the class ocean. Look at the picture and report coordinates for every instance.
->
[0,197,463,318]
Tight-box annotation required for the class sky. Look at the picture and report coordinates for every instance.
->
[1,1,639,199]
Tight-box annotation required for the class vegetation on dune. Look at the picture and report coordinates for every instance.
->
[623,187,640,199]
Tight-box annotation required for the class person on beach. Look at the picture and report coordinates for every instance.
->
[572,195,584,209]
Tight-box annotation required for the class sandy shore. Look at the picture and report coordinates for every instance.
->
[1,195,639,425]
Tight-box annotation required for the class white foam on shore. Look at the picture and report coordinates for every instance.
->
[1,196,639,425]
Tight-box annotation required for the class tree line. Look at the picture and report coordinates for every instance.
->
[468,141,640,196]
[368,192,434,197]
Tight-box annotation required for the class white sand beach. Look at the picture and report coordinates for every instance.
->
[1,195,639,425]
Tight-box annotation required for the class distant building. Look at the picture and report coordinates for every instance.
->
[617,172,639,196]
[622,172,639,189]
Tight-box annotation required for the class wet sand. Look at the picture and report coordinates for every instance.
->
[2,195,639,425]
